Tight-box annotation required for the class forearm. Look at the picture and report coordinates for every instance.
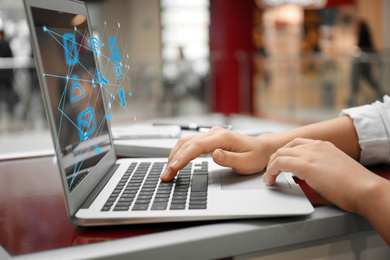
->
[258,116,361,161]
[355,174,390,245]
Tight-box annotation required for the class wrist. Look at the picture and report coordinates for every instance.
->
[354,174,387,218]
[256,133,280,161]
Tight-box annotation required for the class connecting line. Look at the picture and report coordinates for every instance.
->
[47,27,90,59]
[44,23,137,188]
[45,27,99,83]
[49,60,77,162]
[92,81,103,114]
[69,110,111,189]
[69,113,111,190]
[100,84,136,120]
[100,21,108,45]
[44,73,123,89]
[70,143,92,189]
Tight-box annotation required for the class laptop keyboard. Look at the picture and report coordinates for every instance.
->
[101,161,208,212]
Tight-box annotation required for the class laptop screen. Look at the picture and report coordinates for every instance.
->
[31,7,111,192]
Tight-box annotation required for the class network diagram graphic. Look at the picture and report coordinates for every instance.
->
[42,22,135,190]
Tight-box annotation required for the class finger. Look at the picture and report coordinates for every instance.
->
[269,145,304,163]
[162,129,238,181]
[168,127,226,164]
[283,137,314,148]
[164,136,227,181]
[212,149,261,175]
[264,156,304,185]
[168,135,196,163]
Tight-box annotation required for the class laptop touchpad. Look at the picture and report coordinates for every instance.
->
[220,170,291,190]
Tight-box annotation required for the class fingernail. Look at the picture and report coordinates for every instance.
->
[161,167,171,179]
[217,150,224,162]
[263,172,271,185]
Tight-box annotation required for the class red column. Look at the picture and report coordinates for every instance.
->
[209,0,254,115]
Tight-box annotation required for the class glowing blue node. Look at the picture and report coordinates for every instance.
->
[119,88,126,107]
[106,113,112,120]
[118,22,120,28]
[43,26,47,32]
[128,92,132,96]
[94,147,102,154]
[53,156,57,164]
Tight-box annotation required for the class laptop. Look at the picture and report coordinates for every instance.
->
[23,0,314,226]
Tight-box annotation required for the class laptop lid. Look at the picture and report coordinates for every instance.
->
[24,0,117,219]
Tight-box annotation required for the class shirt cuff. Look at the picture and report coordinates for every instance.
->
[340,100,390,165]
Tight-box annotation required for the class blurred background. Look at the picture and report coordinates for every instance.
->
[0,0,390,155]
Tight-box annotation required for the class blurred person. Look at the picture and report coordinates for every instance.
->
[0,29,18,114]
[161,47,200,115]
[348,20,382,106]
[161,95,390,245]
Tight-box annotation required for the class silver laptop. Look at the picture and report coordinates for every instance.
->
[24,0,314,226]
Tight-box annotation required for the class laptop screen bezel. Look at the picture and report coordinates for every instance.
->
[23,0,117,221]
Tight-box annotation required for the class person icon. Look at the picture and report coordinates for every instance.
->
[70,75,84,102]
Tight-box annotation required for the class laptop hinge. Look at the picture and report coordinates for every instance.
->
[80,163,119,209]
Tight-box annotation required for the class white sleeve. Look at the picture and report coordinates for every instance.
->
[340,95,390,165]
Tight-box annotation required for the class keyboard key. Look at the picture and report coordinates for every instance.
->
[116,201,132,207]
[142,184,157,188]
[170,204,186,210]
[159,182,174,187]
[151,203,167,210]
[155,194,170,198]
[173,191,188,196]
[121,193,135,198]
[189,205,207,210]
[156,190,171,194]
[138,192,154,197]
[135,199,151,204]
[191,175,208,192]
[157,186,173,190]
[190,196,207,201]
[138,195,153,200]
[171,199,186,204]
[113,206,130,211]
[191,191,207,197]
[118,197,133,202]
[172,195,187,201]
[154,198,169,203]
[189,200,207,205]
[132,204,148,211]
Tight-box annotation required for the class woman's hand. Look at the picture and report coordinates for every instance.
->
[264,137,375,213]
[160,127,271,182]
